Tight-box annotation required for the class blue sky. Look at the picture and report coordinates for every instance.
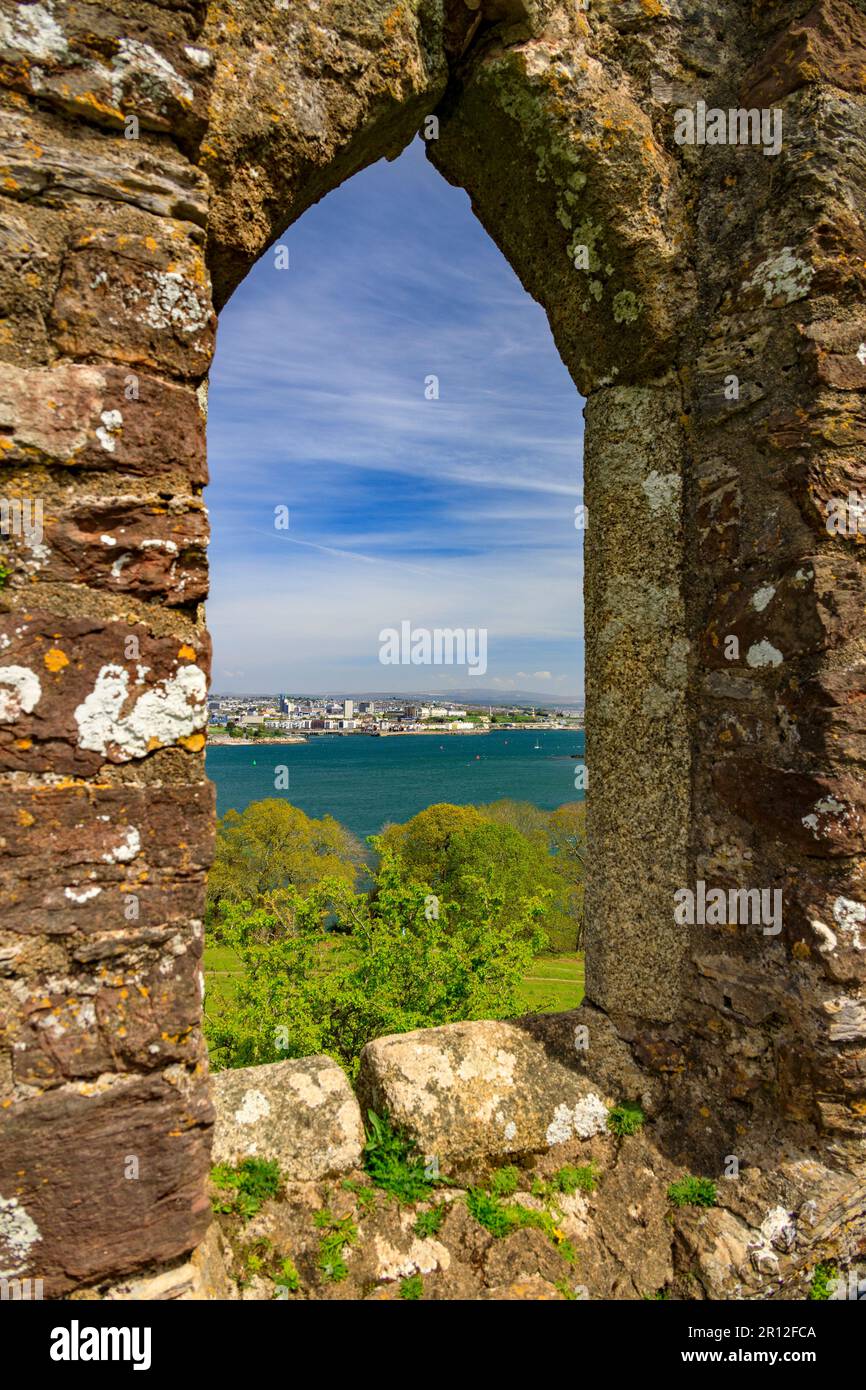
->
[207,138,585,698]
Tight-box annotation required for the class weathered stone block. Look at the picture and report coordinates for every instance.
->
[211,1057,365,1181]
[0,362,207,480]
[0,1069,213,1297]
[0,613,210,774]
[357,1016,622,1163]
[52,229,214,379]
[3,496,209,605]
[0,780,214,936]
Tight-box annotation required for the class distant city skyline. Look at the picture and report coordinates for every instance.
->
[207,138,584,696]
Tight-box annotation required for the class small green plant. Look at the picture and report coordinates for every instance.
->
[607,1102,645,1137]
[210,1158,282,1219]
[467,1187,513,1238]
[414,1202,447,1239]
[0,560,11,590]
[667,1176,718,1209]
[643,1287,670,1300]
[488,1164,520,1198]
[363,1111,442,1204]
[244,1242,269,1276]
[277,1256,300,1294]
[466,1188,576,1264]
[556,1279,581,1300]
[341,1177,377,1212]
[550,1163,599,1196]
[399,1274,423,1300]
[315,1208,358,1283]
[809,1263,836,1301]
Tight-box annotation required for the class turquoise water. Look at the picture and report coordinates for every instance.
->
[207,728,584,843]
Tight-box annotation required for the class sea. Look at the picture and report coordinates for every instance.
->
[206,728,584,844]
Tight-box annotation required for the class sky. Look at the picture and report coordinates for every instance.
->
[206,137,585,699]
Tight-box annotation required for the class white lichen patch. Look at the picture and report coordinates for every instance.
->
[140,538,178,553]
[286,1067,340,1109]
[810,919,837,955]
[96,409,123,452]
[746,640,783,668]
[372,1233,450,1282]
[832,897,866,951]
[140,269,209,336]
[101,826,140,864]
[0,665,41,722]
[546,1091,608,1146]
[751,585,775,612]
[74,663,207,757]
[110,38,193,105]
[641,470,681,516]
[748,1206,796,1274]
[234,1089,271,1127]
[741,248,813,305]
[183,45,212,68]
[0,1195,42,1276]
[0,2,67,61]
[64,885,101,903]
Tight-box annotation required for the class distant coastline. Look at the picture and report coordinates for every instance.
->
[206,724,579,747]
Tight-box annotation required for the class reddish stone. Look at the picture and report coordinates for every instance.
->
[713,757,866,856]
[8,498,210,605]
[0,1071,213,1296]
[0,362,207,481]
[0,781,214,936]
[9,931,205,1087]
[801,318,866,392]
[0,612,211,774]
[52,231,214,379]
[0,6,212,145]
[744,0,866,105]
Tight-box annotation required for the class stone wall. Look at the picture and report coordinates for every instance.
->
[0,0,863,1296]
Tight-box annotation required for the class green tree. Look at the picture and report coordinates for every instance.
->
[379,801,582,952]
[207,799,363,923]
[548,802,586,949]
[205,848,547,1077]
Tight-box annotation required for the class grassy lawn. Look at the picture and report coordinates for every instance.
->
[204,945,584,1016]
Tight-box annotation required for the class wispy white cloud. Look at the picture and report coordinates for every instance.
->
[206,139,584,694]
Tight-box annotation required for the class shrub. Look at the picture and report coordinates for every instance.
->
[277,1257,300,1294]
[414,1203,448,1239]
[206,850,545,1077]
[488,1165,520,1198]
[550,1162,599,1195]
